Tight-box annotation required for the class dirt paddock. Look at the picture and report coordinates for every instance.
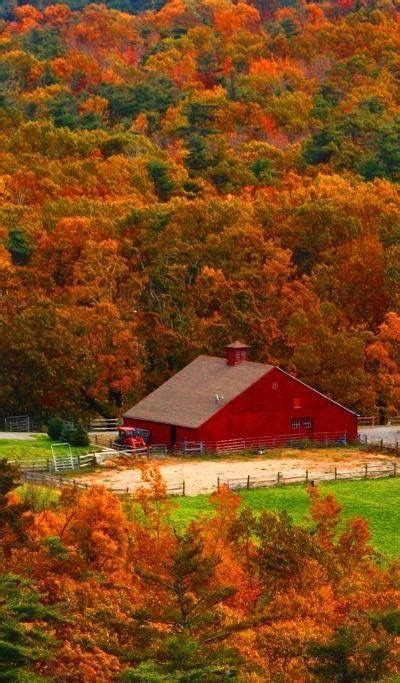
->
[80,448,397,496]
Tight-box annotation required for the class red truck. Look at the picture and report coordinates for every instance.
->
[113,426,150,451]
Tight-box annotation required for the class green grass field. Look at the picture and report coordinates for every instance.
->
[171,478,400,558]
[0,434,93,462]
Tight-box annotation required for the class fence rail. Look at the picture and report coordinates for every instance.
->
[174,441,205,456]
[217,461,398,492]
[17,453,97,473]
[97,445,168,463]
[89,418,119,432]
[357,416,376,426]
[387,416,400,426]
[359,434,400,455]
[21,470,186,497]
[4,415,31,432]
[174,431,348,456]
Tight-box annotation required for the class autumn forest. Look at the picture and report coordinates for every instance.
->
[1,1,400,681]
[0,0,399,422]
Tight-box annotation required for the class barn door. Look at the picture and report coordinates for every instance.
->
[170,425,177,446]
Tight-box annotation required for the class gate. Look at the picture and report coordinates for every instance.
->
[51,443,75,473]
[180,441,205,456]
[4,415,31,432]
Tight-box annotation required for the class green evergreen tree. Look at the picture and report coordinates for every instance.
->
[147,160,175,201]
[130,531,241,680]
[0,574,60,682]
[69,423,89,447]
[7,230,33,266]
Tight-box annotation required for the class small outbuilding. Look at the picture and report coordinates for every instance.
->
[123,342,357,448]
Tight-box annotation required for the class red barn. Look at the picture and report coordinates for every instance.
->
[123,342,357,448]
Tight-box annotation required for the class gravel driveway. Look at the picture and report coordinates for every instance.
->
[0,432,35,440]
[359,426,400,446]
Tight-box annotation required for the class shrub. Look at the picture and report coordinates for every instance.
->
[69,424,89,447]
[60,424,75,444]
[47,417,64,441]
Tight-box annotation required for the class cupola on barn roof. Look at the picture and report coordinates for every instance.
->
[225,341,250,348]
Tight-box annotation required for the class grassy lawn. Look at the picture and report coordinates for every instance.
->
[171,478,400,558]
[0,434,94,463]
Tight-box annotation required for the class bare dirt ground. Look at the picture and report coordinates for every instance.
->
[80,448,397,496]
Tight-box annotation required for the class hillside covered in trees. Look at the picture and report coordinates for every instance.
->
[0,0,399,421]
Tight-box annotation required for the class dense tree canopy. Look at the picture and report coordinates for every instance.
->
[2,461,400,681]
[0,0,399,420]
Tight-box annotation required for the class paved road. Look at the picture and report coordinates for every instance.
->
[0,432,35,440]
[359,426,400,446]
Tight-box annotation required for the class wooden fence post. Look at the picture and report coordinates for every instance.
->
[380,439,383,451]
[397,442,399,457]
[305,470,308,484]
[182,481,186,497]
[334,467,337,481]
[247,475,250,490]
[217,477,220,492]
[365,464,368,479]
[277,472,281,485]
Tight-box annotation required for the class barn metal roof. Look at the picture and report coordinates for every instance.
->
[124,355,273,428]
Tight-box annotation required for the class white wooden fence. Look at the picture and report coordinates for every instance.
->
[96,444,168,463]
[174,431,348,456]
[89,418,119,432]
[17,452,96,474]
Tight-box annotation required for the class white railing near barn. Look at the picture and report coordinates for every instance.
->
[96,445,168,463]
[13,452,96,474]
[89,418,119,432]
[357,416,376,426]
[174,441,205,456]
[387,415,400,426]
[174,431,348,456]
